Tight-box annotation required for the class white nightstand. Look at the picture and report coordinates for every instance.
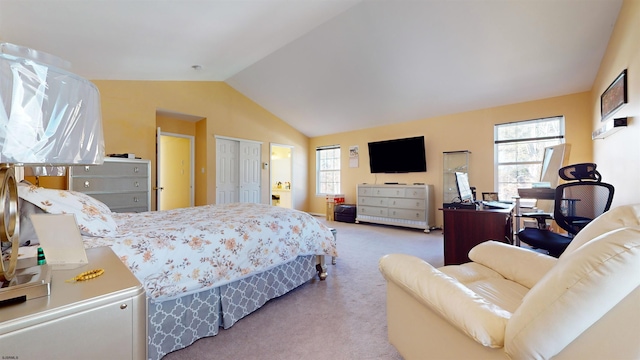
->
[0,247,147,359]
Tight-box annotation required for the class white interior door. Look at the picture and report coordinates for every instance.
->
[215,136,262,204]
[216,138,239,204]
[240,141,261,203]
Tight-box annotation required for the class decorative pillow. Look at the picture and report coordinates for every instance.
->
[17,183,118,237]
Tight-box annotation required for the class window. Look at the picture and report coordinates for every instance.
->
[494,116,564,202]
[316,145,341,195]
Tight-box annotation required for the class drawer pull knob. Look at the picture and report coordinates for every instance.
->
[134,197,139,202]
[120,304,128,310]
[134,181,139,187]
[84,181,90,188]
[134,167,139,173]
[84,166,90,172]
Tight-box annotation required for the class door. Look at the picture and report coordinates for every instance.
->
[216,138,239,204]
[239,141,261,203]
[157,127,194,210]
[215,136,261,204]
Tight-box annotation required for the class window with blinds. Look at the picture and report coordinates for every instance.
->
[316,145,341,195]
[494,116,565,201]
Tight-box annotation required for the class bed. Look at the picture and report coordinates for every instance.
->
[15,184,338,360]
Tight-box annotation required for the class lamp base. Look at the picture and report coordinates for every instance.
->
[0,264,51,306]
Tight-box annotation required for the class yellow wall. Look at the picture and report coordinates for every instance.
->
[92,81,310,210]
[156,114,198,136]
[590,0,640,207]
[23,175,66,189]
[309,92,593,227]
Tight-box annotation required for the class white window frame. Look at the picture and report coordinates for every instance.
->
[316,145,341,195]
[494,116,565,203]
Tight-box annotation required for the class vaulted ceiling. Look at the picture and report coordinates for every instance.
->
[0,0,622,137]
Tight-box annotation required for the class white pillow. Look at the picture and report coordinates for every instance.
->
[18,184,118,237]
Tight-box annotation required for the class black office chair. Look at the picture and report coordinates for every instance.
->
[518,163,614,257]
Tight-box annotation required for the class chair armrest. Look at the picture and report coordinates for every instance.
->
[522,212,552,228]
[379,254,510,348]
[469,241,557,289]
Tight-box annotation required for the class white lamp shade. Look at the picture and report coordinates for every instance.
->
[0,43,104,166]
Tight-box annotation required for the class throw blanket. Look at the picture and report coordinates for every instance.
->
[83,203,337,301]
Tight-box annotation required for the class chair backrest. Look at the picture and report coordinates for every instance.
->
[554,163,614,236]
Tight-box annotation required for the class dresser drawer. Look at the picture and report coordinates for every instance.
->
[388,208,426,221]
[358,187,379,196]
[358,196,388,207]
[357,205,388,217]
[70,161,148,177]
[388,198,426,209]
[405,188,426,199]
[70,177,148,193]
[90,192,148,212]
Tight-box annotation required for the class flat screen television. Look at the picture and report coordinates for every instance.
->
[368,136,426,173]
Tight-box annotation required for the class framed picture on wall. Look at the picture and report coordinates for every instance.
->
[601,69,627,121]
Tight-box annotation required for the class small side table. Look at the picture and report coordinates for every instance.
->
[0,247,147,359]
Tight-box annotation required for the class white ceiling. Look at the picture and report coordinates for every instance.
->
[0,0,622,137]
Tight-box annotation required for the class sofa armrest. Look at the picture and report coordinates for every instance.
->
[469,241,557,289]
[379,254,510,348]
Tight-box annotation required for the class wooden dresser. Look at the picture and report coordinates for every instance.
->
[356,183,435,232]
[68,157,151,213]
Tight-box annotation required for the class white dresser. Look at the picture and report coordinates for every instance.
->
[356,183,435,232]
[68,157,151,213]
[0,247,147,359]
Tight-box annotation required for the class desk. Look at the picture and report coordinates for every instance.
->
[441,206,514,265]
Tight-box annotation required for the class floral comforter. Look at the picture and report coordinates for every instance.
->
[83,203,338,302]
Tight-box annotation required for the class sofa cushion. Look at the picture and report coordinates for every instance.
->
[469,241,557,289]
[379,254,511,348]
[465,277,529,314]
[438,261,504,283]
[562,204,640,256]
[505,226,640,359]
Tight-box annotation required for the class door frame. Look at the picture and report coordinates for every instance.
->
[157,127,195,210]
[269,143,294,208]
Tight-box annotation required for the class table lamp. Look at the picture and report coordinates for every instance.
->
[0,42,104,297]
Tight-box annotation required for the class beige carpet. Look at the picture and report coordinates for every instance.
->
[163,218,444,360]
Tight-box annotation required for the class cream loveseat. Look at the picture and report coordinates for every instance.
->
[379,204,640,360]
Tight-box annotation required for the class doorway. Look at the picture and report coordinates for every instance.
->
[157,128,194,210]
[270,144,293,209]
